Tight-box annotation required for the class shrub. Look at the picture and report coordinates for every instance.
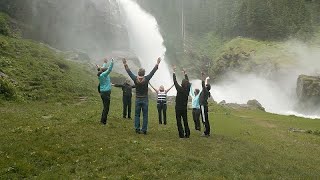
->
[0,13,10,36]
[0,77,17,100]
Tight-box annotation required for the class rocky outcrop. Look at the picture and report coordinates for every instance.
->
[219,99,265,111]
[297,75,320,102]
[296,75,320,113]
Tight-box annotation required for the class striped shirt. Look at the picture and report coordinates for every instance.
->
[157,91,167,104]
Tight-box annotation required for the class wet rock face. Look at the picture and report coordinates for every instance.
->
[297,75,320,102]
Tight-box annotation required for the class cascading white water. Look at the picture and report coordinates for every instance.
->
[191,41,320,119]
[118,0,174,94]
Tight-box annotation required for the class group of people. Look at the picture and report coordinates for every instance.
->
[96,57,211,138]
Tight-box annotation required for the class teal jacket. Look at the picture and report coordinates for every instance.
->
[190,86,201,109]
[99,60,114,92]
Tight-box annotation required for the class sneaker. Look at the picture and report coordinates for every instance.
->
[142,131,147,135]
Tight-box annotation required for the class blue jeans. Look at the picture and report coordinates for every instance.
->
[135,97,149,132]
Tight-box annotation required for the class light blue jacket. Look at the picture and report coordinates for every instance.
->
[99,60,114,92]
[190,86,201,109]
[102,62,108,68]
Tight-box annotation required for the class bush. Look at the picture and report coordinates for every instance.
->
[0,13,10,36]
[0,77,17,100]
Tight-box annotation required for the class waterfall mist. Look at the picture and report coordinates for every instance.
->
[210,41,320,119]
[118,0,174,94]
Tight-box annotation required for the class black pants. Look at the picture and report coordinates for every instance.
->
[157,103,167,124]
[200,105,210,135]
[175,108,190,138]
[100,91,111,124]
[123,95,132,118]
[192,108,201,131]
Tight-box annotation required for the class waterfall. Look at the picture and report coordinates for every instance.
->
[118,0,174,94]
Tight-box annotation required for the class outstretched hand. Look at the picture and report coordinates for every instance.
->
[122,58,127,65]
[173,65,176,73]
[182,68,187,75]
[157,57,161,65]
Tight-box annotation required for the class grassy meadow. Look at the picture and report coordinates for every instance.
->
[1,35,320,179]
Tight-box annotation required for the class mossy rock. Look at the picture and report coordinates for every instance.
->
[297,75,320,100]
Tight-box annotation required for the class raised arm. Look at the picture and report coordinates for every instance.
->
[189,85,195,98]
[165,84,175,93]
[101,59,114,77]
[145,57,161,81]
[173,66,183,92]
[148,82,158,93]
[123,58,137,81]
[201,72,206,89]
[182,68,189,81]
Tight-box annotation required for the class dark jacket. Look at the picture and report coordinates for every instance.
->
[199,80,210,106]
[125,65,158,98]
[173,73,191,110]
[114,83,135,97]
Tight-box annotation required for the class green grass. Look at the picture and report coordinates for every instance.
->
[1,24,320,179]
[0,35,106,102]
[1,94,320,179]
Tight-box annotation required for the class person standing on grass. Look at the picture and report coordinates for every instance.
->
[113,80,135,119]
[199,72,211,137]
[122,57,161,135]
[173,66,191,138]
[190,86,201,131]
[97,58,114,125]
[96,58,110,93]
[149,83,174,125]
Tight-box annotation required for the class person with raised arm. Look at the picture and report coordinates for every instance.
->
[96,58,110,93]
[199,72,211,137]
[149,83,174,125]
[190,86,201,131]
[97,58,114,125]
[173,66,191,138]
[113,79,136,119]
[123,57,161,135]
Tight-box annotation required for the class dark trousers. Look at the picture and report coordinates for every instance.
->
[157,103,167,124]
[175,108,190,138]
[192,108,201,131]
[123,95,132,118]
[200,105,210,135]
[100,91,111,124]
[135,97,149,132]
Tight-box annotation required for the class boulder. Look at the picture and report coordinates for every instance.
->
[297,75,320,102]
[219,99,265,111]
[295,75,320,113]
[247,99,265,111]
